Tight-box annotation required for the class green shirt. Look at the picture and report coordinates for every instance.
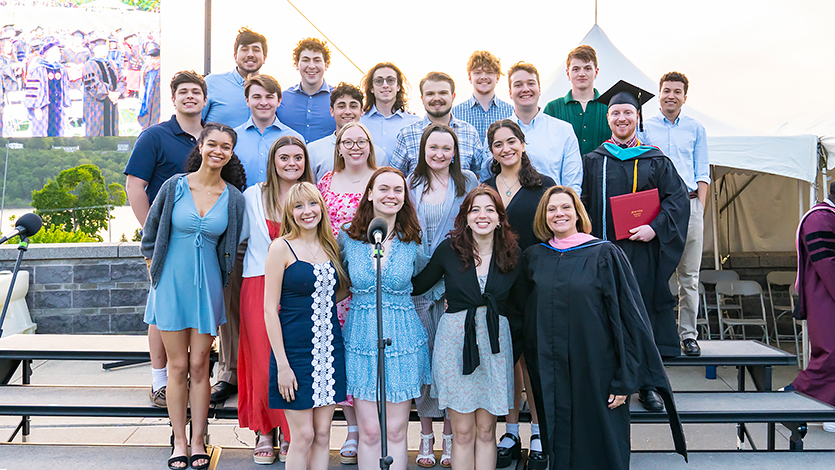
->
[543,89,609,156]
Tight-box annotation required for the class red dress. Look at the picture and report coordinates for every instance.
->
[238,219,290,437]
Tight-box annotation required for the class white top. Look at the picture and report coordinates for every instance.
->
[307,132,387,182]
[240,183,273,278]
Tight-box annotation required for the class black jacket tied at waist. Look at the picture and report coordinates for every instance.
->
[410,240,527,376]
[459,292,501,375]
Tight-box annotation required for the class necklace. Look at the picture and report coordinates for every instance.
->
[300,240,322,262]
[499,174,519,197]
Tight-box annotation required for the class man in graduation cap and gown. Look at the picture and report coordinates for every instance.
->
[581,80,689,410]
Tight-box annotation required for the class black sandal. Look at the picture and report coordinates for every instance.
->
[496,432,521,468]
[190,453,211,470]
[526,434,548,470]
[167,455,188,470]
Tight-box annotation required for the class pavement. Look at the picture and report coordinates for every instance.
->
[0,342,833,467]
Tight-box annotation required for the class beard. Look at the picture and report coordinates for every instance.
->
[426,107,451,119]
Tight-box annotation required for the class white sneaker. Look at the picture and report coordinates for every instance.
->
[823,422,835,433]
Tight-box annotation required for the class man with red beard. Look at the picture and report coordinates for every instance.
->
[581,80,689,410]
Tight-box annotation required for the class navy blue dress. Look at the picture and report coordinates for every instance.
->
[269,241,347,410]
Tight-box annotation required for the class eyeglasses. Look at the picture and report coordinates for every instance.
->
[373,77,397,87]
[340,139,369,150]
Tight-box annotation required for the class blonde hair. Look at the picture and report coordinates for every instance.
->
[279,182,348,288]
[533,186,592,241]
[333,121,377,173]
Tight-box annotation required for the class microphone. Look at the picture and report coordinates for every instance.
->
[0,213,43,244]
[367,217,388,244]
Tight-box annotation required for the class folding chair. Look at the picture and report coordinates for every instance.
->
[700,270,741,321]
[766,271,802,360]
[789,285,809,369]
[715,280,774,345]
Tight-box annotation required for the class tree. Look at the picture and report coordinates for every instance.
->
[31,164,127,241]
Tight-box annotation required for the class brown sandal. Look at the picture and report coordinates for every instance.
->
[253,431,276,465]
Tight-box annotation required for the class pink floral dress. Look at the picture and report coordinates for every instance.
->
[317,170,363,327]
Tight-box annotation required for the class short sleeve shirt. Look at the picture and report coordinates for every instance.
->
[124,115,199,203]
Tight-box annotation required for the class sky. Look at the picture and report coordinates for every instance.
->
[161,0,835,134]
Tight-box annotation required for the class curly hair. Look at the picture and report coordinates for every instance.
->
[448,185,519,273]
[361,62,409,114]
[293,37,330,65]
[466,50,502,75]
[344,167,421,244]
[659,71,689,95]
[485,120,543,188]
[185,123,247,191]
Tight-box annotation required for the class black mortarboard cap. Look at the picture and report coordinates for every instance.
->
[598,80,655,131]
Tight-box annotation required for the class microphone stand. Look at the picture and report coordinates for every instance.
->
[373,232,393,470]
[0,236,29,338]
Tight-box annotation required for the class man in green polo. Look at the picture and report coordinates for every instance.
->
[543,45,609,156]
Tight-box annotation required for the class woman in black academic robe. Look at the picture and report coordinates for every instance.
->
[523,185,686,470]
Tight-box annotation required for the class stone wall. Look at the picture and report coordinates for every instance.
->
[0,243,149,334]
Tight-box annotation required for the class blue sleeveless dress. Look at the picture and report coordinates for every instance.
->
[145,177,228,335]
[269,240,347,410]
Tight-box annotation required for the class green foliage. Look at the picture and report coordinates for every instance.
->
[23,225,99,244]
[31,164,127,241]
[118,0,160,12]
[132,228,142,242]
[0,136,135,208]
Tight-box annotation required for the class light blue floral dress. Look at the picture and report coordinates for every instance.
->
[339,229,431,403]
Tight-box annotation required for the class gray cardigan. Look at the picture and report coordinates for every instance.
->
[141,173,245,288]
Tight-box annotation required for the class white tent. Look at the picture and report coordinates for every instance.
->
[542,25,822,264]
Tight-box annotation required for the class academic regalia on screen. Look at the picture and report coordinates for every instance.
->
[24,58,70,137]
[791,197,835,406]
[522,240,686,470]
[582,141,689,357]
[83,56,122,136]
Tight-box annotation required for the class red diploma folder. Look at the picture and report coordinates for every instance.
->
[609,188,661,240]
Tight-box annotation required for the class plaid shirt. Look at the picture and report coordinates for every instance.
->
[390,115,484,177]
[451,94,513,142]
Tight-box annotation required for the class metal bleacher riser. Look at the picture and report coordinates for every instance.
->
[1,335,834,453]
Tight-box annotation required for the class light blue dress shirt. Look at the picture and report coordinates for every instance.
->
[360,105,421,158]
[276,81,335,144]
[451,94,513,142]
[202,70,251,128]
[307,132,387,183]
[482,110,583,194]
[390,115,484,178]
[639,110,710,192]
[234,116,303,188]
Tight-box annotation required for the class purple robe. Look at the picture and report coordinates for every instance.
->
[792,200,835,406]
[24,60,70,137]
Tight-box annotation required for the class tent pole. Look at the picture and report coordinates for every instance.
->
[204,0,212,76]
[711,166,721,270]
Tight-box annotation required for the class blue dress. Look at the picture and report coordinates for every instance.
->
[269,240,347,410]
[340,230,431,403]
[145,177,228,335]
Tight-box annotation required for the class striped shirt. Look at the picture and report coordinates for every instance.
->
[451,94,513,142]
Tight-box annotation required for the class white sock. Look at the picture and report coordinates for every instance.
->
[498,423,519,448]
[152,367,167,392]
[530,424,542,452]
